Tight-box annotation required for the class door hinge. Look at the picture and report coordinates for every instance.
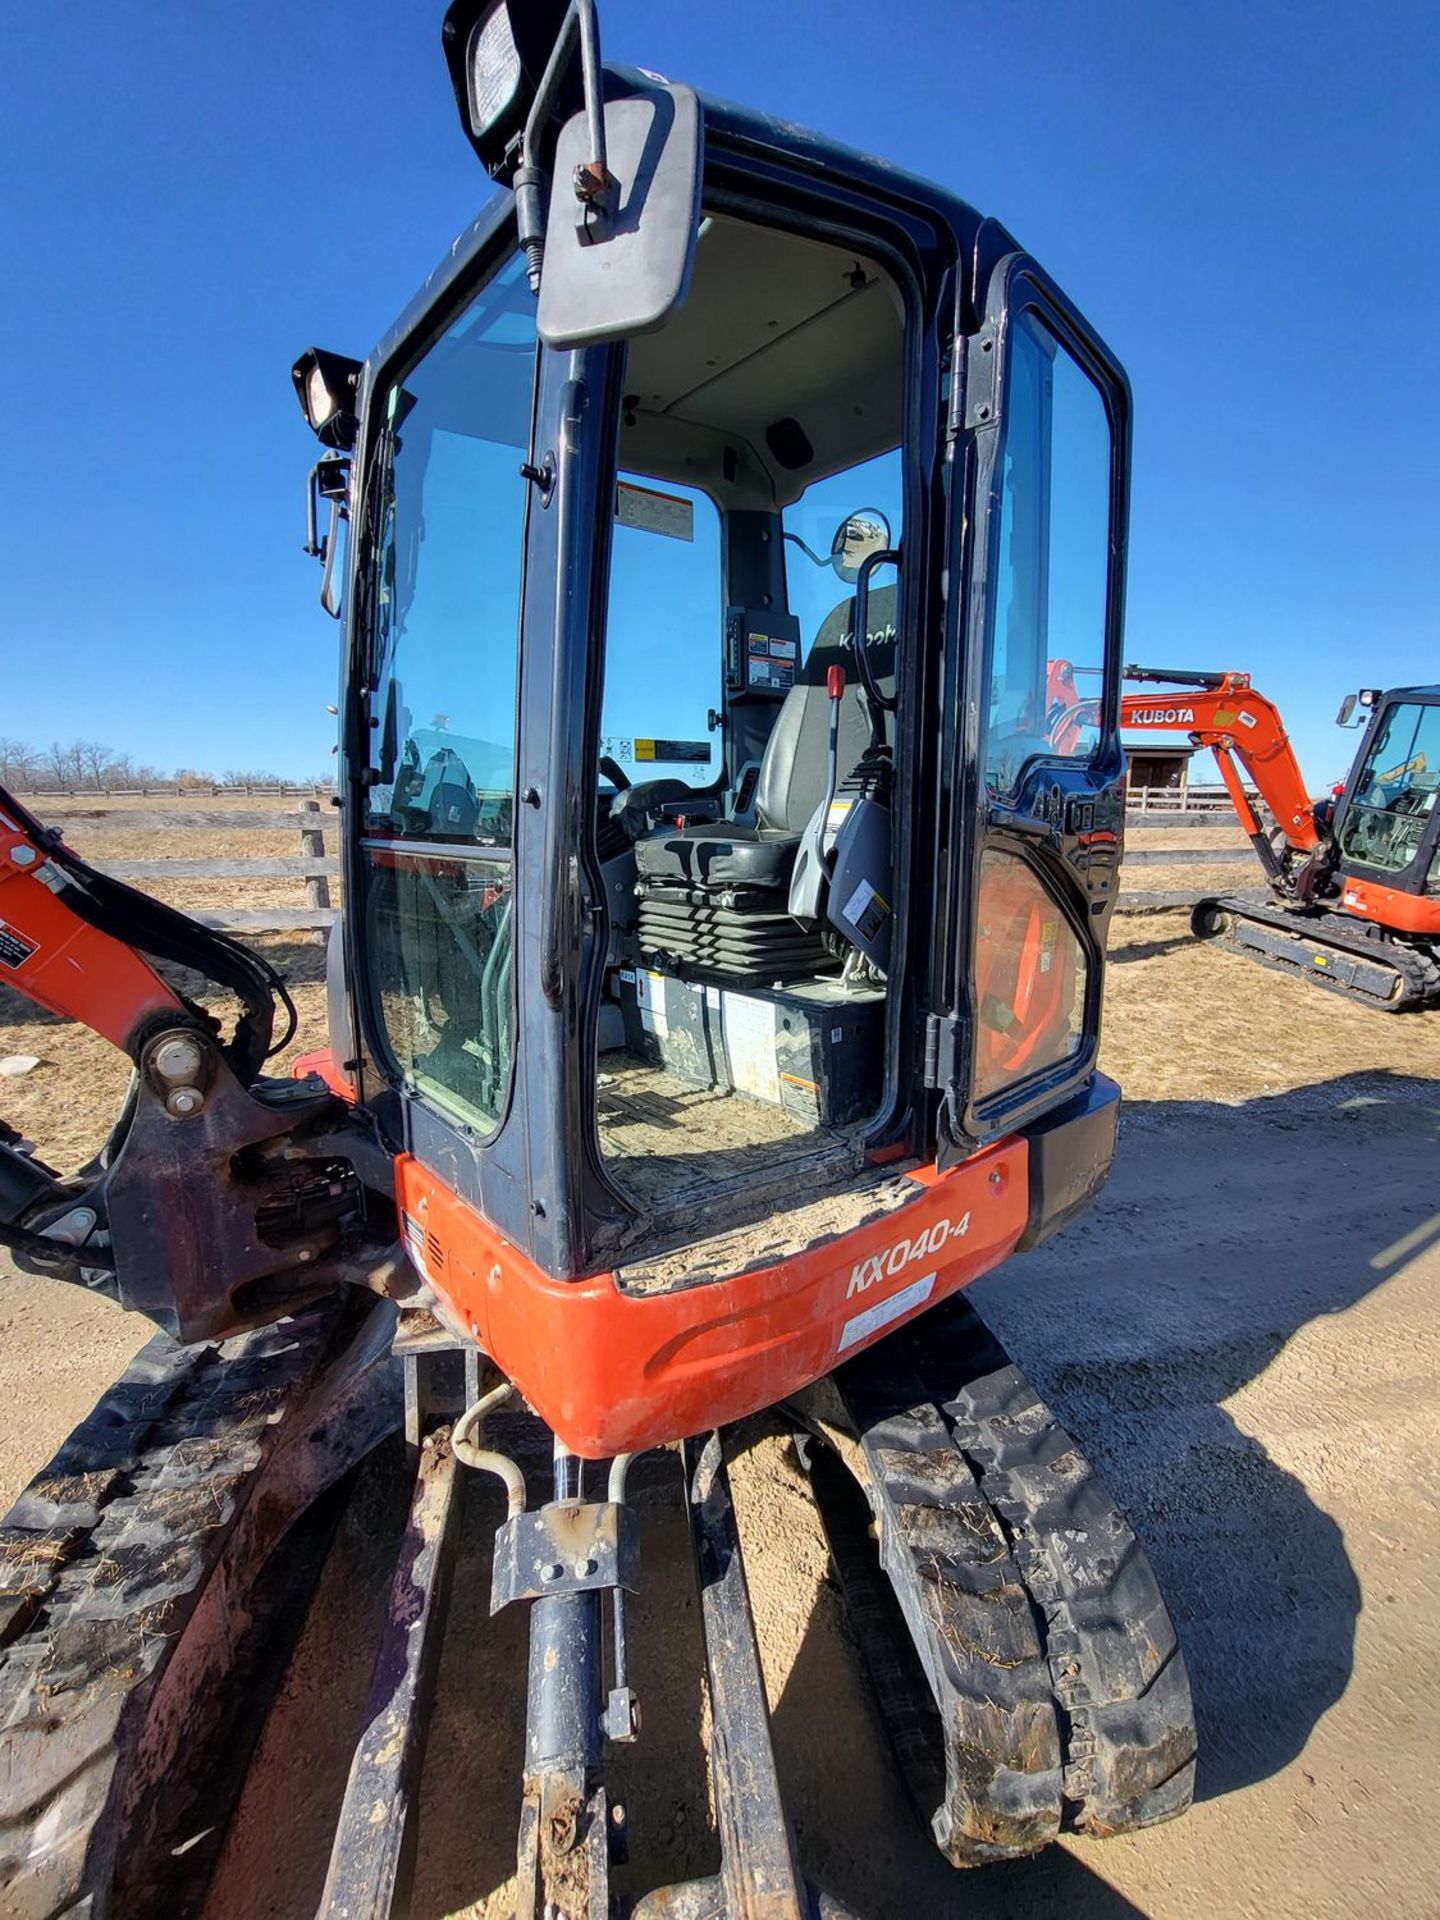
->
[923,1012,962,1092]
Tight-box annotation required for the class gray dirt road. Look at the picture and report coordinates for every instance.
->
[5,1067,1439,1918]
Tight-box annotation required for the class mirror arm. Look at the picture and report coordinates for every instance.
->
[852,548,901,717]
[781,530,829,569]
[516,0,613,292]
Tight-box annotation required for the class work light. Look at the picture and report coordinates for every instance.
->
[291,347,362,451]
[441,0,578,177]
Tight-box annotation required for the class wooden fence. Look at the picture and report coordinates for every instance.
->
[46,801,1254,935]
[14,783,332,800]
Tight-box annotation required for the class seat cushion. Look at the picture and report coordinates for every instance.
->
[634,821,800,890]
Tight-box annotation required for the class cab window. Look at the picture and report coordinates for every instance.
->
[985,310,1112,795]
[359,249,535,1132]
[600,478,723,788]
[1340,702,1440,874]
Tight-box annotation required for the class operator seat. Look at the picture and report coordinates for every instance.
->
[632,587,896,981]
[634,587,897,894]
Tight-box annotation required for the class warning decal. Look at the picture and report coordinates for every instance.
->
[0,919,38,970]
[635,739,711,765]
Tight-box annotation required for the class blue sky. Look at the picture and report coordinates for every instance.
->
[2,0,1436,786]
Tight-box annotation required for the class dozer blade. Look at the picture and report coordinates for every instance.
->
[791,1292,1196,1868]
[0,1292,401,1920]
[1192,888,1440,1011]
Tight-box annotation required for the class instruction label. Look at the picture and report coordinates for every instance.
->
[838,1272,937,1354]
[746,631,797,692]
[636,969,669,1036]
[635,739,711,765]
[0,919,37,970]
[616,481,694,542]
[718,990,780,1104]
[841,876,890,944]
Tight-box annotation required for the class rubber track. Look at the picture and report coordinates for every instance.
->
[912,1296,1197,1838]
[1194,889,1440,1011]
[0,1293,397,1919]
[802,1294,1195,1866]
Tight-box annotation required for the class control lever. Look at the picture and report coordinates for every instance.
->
[787,665,849,922]
[821,664,846,874]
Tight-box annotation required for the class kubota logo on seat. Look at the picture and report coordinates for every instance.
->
[1129,707,1195,725]
[846,1213,972,1298]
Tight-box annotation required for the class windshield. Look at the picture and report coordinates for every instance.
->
[358,248,536,1133]
[1339,700,1440,875]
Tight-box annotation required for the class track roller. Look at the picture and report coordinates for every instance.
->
[793,1292,1196,1867]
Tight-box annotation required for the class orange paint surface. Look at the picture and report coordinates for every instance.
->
[1338,875,1440,936]
[395,1139,1029,1456]
[0,837,179,1052]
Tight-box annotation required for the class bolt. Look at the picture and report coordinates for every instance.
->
[165,1087,204,1119]
[9,846,37,867]
[48,1207,98,1247]
[297,1248,315,1264]
[540,1562,564,1583]
[989,1167,1005,1191]
[576,1558,597,1579]
[153,1035,204,1085]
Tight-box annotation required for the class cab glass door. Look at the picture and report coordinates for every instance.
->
[357,250,537,1134]
[952,261,1128,1141]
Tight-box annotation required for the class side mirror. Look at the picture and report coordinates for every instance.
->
[536,74,703,348]
[1336,693,1358,728]
[830,510,893,585]
[444,0,703,350]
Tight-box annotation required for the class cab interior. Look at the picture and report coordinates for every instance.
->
[591,212,909,1217]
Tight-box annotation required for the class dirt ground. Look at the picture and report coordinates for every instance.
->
[2,798,1438,1917]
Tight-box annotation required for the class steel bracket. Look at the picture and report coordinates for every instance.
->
[490,1499,640,1613]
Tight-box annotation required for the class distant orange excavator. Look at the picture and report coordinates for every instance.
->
[1053,664,1440,1011]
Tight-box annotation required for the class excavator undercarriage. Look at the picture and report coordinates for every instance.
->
[1192,888,1440,1012]
[0,1290,1195,1918]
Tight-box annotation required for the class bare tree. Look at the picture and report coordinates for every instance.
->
[222,768,287,788]
[46,741,86,788]
[76,741,114,790]
[0,738,42,788]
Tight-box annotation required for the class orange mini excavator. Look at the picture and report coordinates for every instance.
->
[0,6,1198,1913]
[1053,664,1440,1011]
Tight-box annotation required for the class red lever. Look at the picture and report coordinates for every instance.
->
[827,664,846,701]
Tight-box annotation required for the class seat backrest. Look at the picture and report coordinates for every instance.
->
[754,583,897,836]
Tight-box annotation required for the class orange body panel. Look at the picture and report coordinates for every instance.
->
[0,833,179,1052]
[1338,874,1440,936]
[394,1140,1029,1456]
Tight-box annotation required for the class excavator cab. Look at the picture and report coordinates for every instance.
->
[302,4,1133,1451]
[1333,688,1440,894]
